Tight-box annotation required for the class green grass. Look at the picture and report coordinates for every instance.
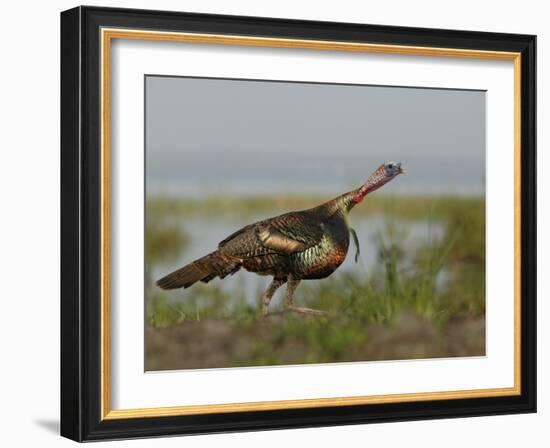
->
[145,194,485,366]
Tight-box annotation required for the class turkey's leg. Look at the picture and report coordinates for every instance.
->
[261,278,286,317]
[284,277,328,316]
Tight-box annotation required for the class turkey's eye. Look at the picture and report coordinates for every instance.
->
[387,163,394,169]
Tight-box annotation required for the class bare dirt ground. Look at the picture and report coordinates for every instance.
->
[145,313,485,371]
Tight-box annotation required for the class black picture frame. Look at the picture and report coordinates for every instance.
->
[61,5,536,442]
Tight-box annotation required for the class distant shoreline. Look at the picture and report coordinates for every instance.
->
[146,194,485,220]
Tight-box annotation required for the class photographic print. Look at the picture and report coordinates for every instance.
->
[61,7,536,440]
[145,76,486,371]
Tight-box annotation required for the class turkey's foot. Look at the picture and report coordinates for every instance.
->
[286,305,328,316]
[283,277,327,316]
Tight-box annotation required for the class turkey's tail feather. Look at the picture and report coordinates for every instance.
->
[156,251,241,290]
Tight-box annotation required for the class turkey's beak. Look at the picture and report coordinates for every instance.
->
[397,163,405,175]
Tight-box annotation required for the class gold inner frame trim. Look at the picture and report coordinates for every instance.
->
[100,27,522,420]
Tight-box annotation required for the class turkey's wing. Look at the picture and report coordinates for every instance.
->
[255,213,323,255]
[218,212,323,257]
[255,226,307,254]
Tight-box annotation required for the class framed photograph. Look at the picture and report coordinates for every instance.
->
[60,6,536,441]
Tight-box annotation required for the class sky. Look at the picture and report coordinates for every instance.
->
[145,75,485,198]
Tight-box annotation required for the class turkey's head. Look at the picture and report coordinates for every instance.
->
[366,160,404,190]
[352,161,404,204]
[384,161,404,177]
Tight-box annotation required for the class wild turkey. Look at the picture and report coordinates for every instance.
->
[157,161,404,316]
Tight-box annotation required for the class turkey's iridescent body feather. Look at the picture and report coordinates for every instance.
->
[221,207,351,281]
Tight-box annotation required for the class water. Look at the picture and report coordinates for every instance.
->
[147,151,485,198]
[151,213,445,305]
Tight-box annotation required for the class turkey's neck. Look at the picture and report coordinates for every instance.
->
[316,189,357,218]
[316,168,388,218]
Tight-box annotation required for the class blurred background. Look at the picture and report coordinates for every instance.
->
[145,76,486,370]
